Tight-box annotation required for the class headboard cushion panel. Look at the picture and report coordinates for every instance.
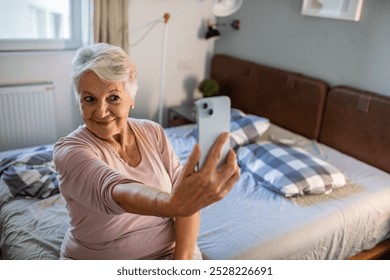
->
[211,54,328,139]
[319,86,390,174]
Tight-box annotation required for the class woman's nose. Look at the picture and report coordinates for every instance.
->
[94,101,110,118]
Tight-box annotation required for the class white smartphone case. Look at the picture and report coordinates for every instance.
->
[195,96,231,170]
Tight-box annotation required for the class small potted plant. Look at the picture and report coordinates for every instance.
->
[198,78,219,97]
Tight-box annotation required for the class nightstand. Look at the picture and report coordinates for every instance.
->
[168,105,196,127]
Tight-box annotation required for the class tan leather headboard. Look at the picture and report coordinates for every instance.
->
[319,86,390,174]
[211,54,328,139]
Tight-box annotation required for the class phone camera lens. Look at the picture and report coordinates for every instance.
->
[208,109,213,115]
[203,103,208,109]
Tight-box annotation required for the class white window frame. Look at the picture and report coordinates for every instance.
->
[0,0,82,51]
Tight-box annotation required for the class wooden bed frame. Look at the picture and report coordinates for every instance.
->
[211,54,390,260]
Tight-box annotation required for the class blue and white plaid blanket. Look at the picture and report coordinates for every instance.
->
[237,141,347,197]
[0,146,59,201]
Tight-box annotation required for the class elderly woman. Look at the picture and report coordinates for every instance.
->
[53,43,239,260]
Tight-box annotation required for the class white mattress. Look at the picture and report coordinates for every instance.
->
[166,124,390,259]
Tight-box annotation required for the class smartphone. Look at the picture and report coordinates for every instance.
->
[195,96,231,170]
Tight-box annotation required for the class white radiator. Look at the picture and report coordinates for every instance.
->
[0,82,57,151]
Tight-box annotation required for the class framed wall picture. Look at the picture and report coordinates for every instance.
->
[301,0,364,21]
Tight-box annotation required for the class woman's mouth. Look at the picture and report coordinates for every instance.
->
[94,119,114,126]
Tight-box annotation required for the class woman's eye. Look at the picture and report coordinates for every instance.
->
[109,95,120,103]
[83,96,95,103]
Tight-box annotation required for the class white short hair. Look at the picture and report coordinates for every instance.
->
[71,43,138,100]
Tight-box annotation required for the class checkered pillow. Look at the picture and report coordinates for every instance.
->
[237,141,347,197]
[230,109,270,149]
[192,108,270,149]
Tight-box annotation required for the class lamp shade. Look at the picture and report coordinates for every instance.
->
[212,0,243,17]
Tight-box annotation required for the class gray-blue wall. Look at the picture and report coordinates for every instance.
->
[215,0,390,96]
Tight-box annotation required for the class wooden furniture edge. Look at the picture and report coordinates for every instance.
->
[349,239,390,260]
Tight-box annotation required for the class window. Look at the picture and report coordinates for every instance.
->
[0,0,85,51]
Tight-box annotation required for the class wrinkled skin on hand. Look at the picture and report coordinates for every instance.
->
[168,132,240,217]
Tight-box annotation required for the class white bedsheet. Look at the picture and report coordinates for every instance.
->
[166,124,390,259]
[0,193,69,259]
[0,144,69,260]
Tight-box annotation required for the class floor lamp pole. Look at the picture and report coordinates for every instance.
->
[156,1,207,125]
[130,0,239,126]
[158,13,170,125]
[127,0,207,125]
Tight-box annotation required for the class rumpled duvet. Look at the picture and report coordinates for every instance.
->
[0,146,59,202]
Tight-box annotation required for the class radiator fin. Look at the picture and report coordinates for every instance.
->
[0,83,57,151]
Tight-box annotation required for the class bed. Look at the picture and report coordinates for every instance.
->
[1,54,389,260]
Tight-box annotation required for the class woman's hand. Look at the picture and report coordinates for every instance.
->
[158,132,240,217]
[113,133,240,218]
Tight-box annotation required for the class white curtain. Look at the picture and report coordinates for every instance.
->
[93,0,129,52]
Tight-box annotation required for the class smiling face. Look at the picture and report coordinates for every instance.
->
[78,71,134,140]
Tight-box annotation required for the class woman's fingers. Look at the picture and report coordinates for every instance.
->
[172,133,240,217]
[214,150,240,199]
[197,148,240,205]
[218,149,238,176]
[201,169,239,209]
[181,144,201,177]
[201,132,229,171]
[223,164,240,192]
